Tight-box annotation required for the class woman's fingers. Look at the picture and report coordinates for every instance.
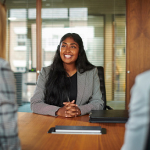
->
[63,102,70,106]
[65,106,80,117]
[65,104,77,110]
[67,107,78,112]
[57,100,80,118]
[71,100,75,103]
[65,110,78,117]
[64,110,75,117]
[63,100,76,106]
[56,104,80,118]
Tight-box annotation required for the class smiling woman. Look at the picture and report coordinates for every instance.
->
[30,33,104,118]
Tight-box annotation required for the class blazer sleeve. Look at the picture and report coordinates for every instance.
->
[30,67,60,116]
[78,68,104,115]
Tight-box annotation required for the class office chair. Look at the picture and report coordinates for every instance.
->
[97,66,113,110]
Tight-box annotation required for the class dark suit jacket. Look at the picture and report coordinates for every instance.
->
[30,66,104,116]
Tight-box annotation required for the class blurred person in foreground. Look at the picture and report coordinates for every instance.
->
[121,70,150,150]
[0,1,21,149]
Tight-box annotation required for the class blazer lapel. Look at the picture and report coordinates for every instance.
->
[76,71,86,105]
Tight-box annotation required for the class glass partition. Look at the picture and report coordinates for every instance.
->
[41,0,126,109]
[5,0,126,110]
[6,0,36,105]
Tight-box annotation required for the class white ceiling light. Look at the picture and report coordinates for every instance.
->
[8,17,17,21]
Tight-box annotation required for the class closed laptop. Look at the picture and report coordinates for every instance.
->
[89,110,129,123]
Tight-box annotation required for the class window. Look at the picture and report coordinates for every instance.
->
[6,0,126,109]
[17,34,26,46]
[7,0,37,103]
[16,67,26,72]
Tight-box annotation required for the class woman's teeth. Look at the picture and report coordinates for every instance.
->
[65,55,72,58]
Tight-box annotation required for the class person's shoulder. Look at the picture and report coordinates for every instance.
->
[87,67,97,75]
[133,70,150,92]
[0,58,11,70]
[135,70,150,84]
[41,65,51,77]
[85,67,97,73]
[42,65,51,72]
[81,67,97,77]
[0,58,9,67]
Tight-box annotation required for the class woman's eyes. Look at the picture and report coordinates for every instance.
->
[61,45,76,48]
[61,45,66,47]
[71,46,76,48]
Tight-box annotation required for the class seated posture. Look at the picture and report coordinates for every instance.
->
[121,70,150,150]
[31,33,103,117]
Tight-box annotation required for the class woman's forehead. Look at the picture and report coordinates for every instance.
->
[61,37,78,45]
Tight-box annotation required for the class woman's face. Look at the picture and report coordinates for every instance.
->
[60,37,79,66]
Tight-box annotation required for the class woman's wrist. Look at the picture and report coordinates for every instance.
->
[77,108,81,116]
[55,109,59,116]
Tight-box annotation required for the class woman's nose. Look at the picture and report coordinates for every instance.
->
[65,46,70,52]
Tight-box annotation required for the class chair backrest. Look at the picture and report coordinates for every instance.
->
[97,66,106,110]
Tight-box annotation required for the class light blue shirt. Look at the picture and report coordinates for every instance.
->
[121,70,150,150]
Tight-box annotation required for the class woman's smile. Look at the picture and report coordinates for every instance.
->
[64,54,72,59]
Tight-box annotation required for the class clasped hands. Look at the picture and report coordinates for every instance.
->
[56,100,81,117]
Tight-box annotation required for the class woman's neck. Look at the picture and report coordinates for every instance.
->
[63,63,77,76]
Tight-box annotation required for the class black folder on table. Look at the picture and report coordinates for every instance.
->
[89,110,129,123]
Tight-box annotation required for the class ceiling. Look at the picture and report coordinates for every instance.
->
[5,0,126,15]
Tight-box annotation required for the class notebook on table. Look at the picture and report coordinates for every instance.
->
[89,110,129,123]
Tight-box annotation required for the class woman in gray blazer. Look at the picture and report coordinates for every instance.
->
[31,33,104,117]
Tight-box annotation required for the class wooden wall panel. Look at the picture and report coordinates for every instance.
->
[126,0,150,109]
[36,0,42,79]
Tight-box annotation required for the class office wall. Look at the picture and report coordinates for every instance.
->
[126,0,150,108]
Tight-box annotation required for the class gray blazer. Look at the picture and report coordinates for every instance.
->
[30,66,104,116]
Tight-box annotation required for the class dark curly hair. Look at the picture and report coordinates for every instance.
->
[44,33,95,107]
